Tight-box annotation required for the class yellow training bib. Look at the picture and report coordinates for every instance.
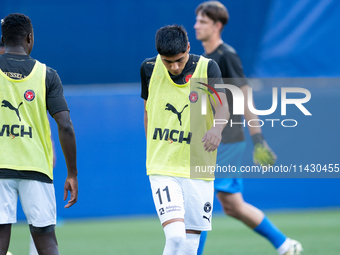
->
[0,61,53,179]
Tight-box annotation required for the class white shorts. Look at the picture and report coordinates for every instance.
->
[149,175,214,231]
[0,179,56,227]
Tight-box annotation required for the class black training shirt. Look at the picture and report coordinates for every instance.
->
[204,43,248,144]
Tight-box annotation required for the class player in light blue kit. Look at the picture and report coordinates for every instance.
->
[194,2,303,255]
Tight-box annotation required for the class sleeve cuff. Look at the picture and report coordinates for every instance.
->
[251,133,264,145]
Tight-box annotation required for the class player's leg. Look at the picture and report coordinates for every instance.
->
[18,180,59,255]
[29,234,39,255]
[185,230,201,255]
[0,224,11,255]
[162,220,186,255]
[197,141,245,255]
[149,176,186,255]
[217,191,264,227]
[196,230,207,255]
[217,191,299,254]
[30,225,58,255]
[214,141,300,254]
[181,178,213,255]
[0,179,19,255]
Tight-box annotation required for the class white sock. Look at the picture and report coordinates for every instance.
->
[163,222,186,255]
[277,238,291,255]
[183,233,201,255]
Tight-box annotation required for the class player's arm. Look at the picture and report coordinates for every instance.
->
[144,100,148,138]
[53,111,78,208]
[202,60,229,152]
[46,69,78,208]
[241,85,261,135]
[222,51,277,166]
[202,92,229,152]
[140,60,150,139]
[241,85,277,166]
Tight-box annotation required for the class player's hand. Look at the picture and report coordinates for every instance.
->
[253,141,277,166]
[202,127,222,152]
[64,175,78,208]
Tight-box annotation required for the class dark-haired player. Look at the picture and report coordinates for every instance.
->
[141,25,229,254]
[0,13,78,255]
[194,2,302,255]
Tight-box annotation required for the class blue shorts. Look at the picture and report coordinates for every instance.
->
[214,141,246,194]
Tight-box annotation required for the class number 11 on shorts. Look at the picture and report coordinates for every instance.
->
[156,186,171,205]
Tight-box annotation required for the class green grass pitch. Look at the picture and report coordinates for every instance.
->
[7,209,340,255]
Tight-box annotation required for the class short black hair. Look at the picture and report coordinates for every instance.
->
[0,41,4,47]
[155,25,188,56]
[196,1,229,31]
[1,13,33,47]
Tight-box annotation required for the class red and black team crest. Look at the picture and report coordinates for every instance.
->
[189,91,198,103]
[24,90,35,101]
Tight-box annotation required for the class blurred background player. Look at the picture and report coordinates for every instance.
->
[194,2,303,255]
[0,13,78,255]
[141,25,229,254]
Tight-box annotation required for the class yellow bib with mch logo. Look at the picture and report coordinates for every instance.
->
[146,55,216,180]
[0,60,53,180]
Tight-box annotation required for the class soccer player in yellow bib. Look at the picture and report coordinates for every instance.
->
[0,13,78,255]
[0,43,58,255]
[194,2,303,255]
[141,25,229,255]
